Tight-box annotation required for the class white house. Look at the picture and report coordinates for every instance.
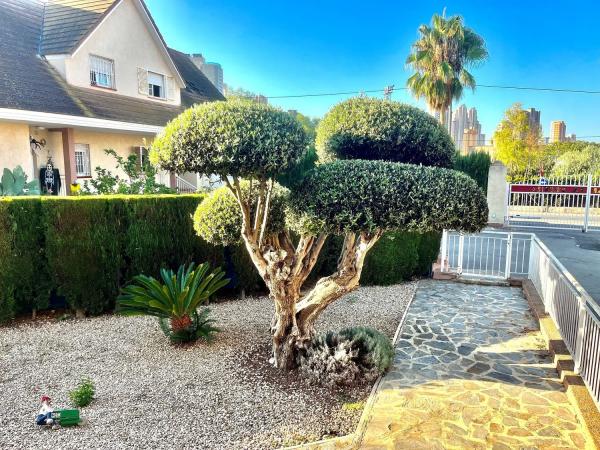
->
[0,0,225,194]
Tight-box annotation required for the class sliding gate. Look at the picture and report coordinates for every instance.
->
[507,175,600,231]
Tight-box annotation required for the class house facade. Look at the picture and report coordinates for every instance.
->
[0,0,225,194]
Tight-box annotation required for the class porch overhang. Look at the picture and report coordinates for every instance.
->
[0,108,164,135]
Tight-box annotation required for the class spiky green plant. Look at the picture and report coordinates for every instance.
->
[117,263,229,343]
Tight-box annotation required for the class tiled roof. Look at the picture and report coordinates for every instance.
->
[40,0,116,55]
[0,0,225,127]
[168,48,225,106]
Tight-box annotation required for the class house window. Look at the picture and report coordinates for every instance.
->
[75,144,91,177]
[148,71,165,98]
[90,55,115,89]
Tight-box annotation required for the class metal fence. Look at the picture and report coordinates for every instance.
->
[528,236,600,408]
[507,174,600,231]
[441,229,600,409]
[440,230,531,279]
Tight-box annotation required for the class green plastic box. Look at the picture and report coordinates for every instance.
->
[51,409,80,427]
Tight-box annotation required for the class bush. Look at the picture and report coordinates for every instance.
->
[0,198,49,322]
[193,182,289,246]
[316,98,455,168]
[0,195,225,323]
[44,197,124,316]
[117,263,228,344]
[159,308,219,344]
[69,378,95,407]
[299,326,394,386]
[453,151,491,192]
[290,160,488,235]
[151,98,308,178]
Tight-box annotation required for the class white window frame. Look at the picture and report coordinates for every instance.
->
[147,71,166,99]
[74,144,91,177]
[90,55,115,89]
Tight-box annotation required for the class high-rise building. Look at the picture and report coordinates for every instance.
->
[462,128,480,154]
[550,121,566,143]
[566,133,577,142]
[525,108,541,132]
[450,104,485,152]
[430,106,450,129]
[451,104,468,150]
[189,53,224,93]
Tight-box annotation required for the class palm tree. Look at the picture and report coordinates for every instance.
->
[406,11,488,131]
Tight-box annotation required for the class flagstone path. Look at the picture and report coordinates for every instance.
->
[356,280,593,449]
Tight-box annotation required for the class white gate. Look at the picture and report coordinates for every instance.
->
[507,175,600,231]
[440,230,531,280]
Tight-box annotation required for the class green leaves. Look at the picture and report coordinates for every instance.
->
[0,166,40,196]
[193,182,289,246]
[151,98,308,179]
[116,262,229,321]
[289,160,488,235]
[315,98,455,168]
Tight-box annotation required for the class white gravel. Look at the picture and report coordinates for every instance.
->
[0,282,416,450]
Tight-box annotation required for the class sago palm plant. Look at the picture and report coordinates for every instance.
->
[117,263,229,343]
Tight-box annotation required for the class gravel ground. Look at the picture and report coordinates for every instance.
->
[0,282,416,450]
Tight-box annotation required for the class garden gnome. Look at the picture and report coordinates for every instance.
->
[36,395,54,426]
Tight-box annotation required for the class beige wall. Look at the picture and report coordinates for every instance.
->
[74,129,154,181]
[29,127,153,182]
[52,0,181,105]
[0,123,35,179]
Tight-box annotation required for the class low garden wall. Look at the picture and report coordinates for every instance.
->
[0,195,440,323]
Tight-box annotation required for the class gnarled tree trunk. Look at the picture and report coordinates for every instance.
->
[245,230,382,370]
[223,176,382,370]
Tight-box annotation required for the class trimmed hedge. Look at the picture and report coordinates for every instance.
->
[453,151,491,192]
[0,195,441,323]
[313,231,441,285]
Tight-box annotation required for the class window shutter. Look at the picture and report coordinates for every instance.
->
[137,68,148,95]
[167,76,175,100]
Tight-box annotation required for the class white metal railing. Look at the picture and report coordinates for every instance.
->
[175,176,197,194]
[440,230,532,279]
[440,229,600,409]
[508,174,600,232]
[528,236,600,407]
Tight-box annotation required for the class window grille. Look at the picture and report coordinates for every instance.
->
[90,55,115,89]
[74,144,91,177]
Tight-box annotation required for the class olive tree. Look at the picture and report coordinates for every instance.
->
[152,97,488,369]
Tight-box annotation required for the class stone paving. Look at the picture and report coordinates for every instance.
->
[357,280,593,449]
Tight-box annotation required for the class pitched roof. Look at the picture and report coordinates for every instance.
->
[40,0,116,55]
[168,48,224,105]
[0,0,225,127]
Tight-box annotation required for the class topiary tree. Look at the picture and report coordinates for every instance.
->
[152,97,488,370]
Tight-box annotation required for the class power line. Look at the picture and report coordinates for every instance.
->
[262,83,600,99]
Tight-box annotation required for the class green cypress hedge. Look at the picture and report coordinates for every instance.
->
[0,195,441,323]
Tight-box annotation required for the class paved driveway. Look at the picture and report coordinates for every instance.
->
[357,280,592,449]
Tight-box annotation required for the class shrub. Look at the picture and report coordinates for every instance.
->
[316,98,455,168]
[299,327,394,386]
[159,308,219,344]
[151,98,308,178]
[290,160,488,235]
[0,198,49,322]
[123,194,223,280]
[453,151,491,192]
[0,166,40,195]
[361,233,419,285]
[44,197,124,316]
[193,182,289,246]
[69,378,95,407]
[117,263,228,344]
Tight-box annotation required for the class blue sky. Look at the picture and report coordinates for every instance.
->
[146,0,600,141]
